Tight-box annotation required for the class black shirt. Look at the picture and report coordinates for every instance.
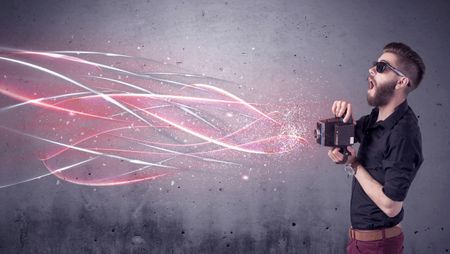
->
[351,100,423,230]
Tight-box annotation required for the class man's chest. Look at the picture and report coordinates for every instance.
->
[357,127,390,180]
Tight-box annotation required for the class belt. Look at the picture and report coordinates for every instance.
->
[348,226,402,241]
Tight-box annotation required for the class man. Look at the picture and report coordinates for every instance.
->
[328,42,425,254]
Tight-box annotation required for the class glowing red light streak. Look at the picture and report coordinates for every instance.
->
[0,49,309,188]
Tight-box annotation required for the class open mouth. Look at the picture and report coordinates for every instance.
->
[368,78,375,90]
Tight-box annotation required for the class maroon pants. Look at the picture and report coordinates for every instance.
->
[347,232,404,254]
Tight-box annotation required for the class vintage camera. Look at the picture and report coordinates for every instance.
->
[314,117,355,163]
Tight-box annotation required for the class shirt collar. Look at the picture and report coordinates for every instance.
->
[369,100,409,130]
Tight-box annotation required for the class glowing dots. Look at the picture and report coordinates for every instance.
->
[0,49,309,188]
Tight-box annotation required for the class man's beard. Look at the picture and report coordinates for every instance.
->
[367,80,396,107]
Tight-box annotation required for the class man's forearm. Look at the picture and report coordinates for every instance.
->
[353,162,403,218]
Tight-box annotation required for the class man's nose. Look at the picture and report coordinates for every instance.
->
[368,66,376,76]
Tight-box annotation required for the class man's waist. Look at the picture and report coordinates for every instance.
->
[348,225,402,241]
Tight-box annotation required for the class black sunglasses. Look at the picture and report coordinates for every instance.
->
[372,61,406,77]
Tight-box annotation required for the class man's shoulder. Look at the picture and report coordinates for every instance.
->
[390,107,421,140]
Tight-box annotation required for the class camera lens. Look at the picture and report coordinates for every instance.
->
[314,128,321,139]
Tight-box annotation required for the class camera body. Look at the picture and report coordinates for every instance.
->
[314,117,355,147]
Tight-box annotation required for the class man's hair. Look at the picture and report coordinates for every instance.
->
[383,42,425,89]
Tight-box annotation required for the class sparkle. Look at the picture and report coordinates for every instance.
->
[0,49,309,188]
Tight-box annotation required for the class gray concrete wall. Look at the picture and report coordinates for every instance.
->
[0,0,449,253]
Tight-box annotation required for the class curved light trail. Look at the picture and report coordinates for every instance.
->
[0,49,309,188]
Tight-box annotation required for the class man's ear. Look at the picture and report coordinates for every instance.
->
[396,77,410,89]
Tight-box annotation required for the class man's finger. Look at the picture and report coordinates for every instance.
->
[343,103,352,123]
[332,147,344,161]
[347,146,356,155]
[336,101,342,116]
[329,150,339,162]
[338,101,347,117]
[328,150,336,162]
[335,101,343,117]
[328,150,333,160]
[332,147,341,154]
[332,101,338,115]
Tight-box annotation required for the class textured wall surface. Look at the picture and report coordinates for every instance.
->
[1,0,449,253]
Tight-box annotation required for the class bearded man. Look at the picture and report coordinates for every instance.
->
[328,42,425,254]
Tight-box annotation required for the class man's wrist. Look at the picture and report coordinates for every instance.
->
[345,159,360,176]
[350,160,360,174]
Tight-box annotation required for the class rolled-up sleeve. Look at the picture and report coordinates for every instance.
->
[382,132,423,201]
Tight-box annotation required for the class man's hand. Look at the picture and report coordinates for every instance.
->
[329,100,357,164]
[331,100,354,123]
[328,146,357,165]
